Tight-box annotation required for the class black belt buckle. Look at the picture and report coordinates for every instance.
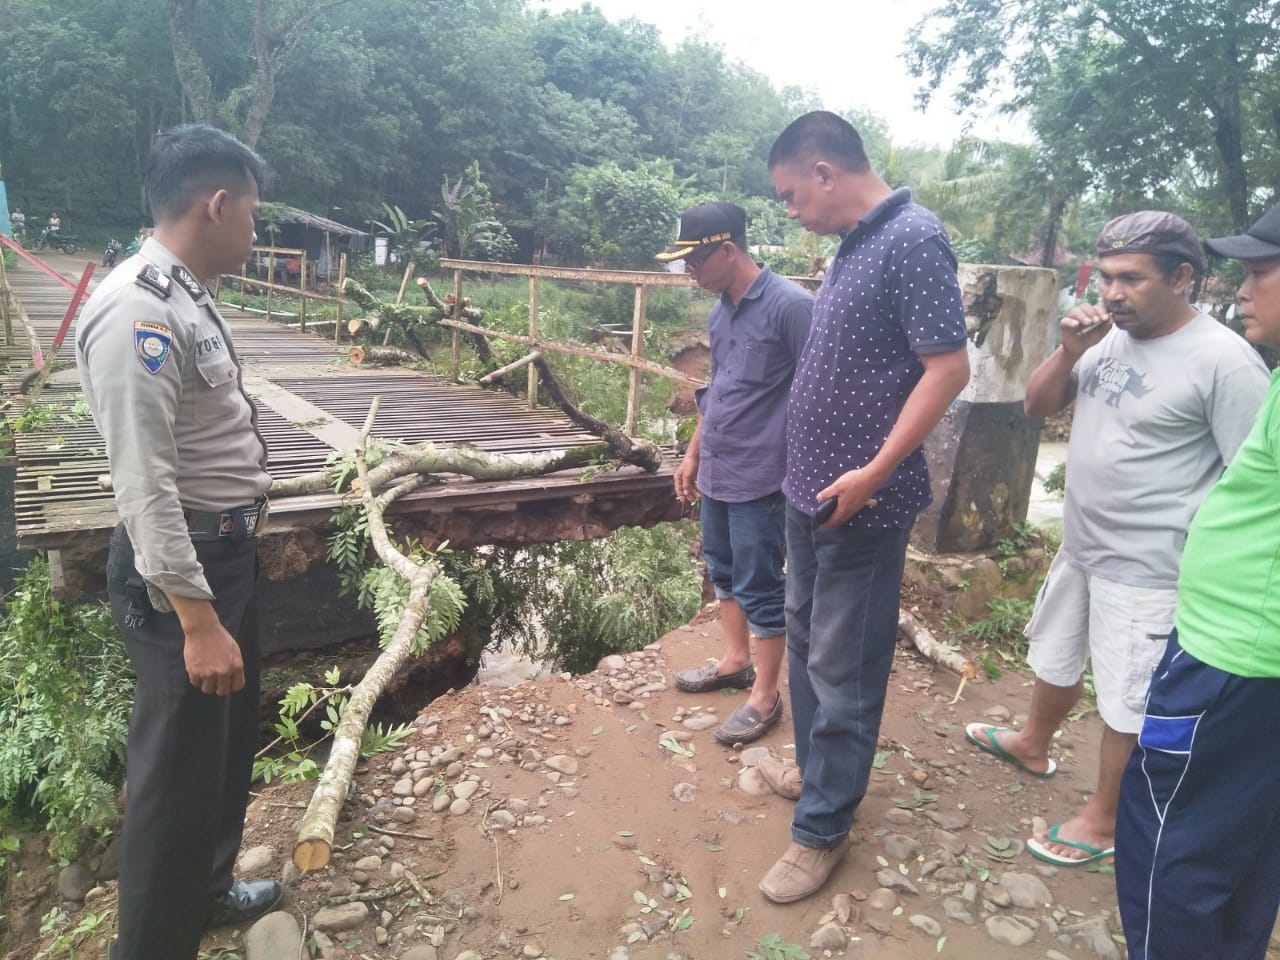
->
[187,496,268,541]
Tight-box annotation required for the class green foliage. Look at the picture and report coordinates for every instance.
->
[994,521,1039,558]
[0,559,132,858]
[966,596,1036,648]
[542,160,689,268]
[748,933,811,960]
[434,162,517,262]
[254,666,414,785]
[1043,462,1066,496]
[370,203,435,263]
[36,906,113,959]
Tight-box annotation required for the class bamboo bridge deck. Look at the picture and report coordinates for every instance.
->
[1,256,682,591]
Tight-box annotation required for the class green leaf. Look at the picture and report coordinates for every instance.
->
[559,893,574,901]
[633,890,649,905]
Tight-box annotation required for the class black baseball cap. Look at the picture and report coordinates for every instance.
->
[655,201,746,263]
[1095,211,1207,275]
[1204,203,1280,261]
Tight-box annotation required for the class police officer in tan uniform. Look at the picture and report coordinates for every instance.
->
[76,124,281,960]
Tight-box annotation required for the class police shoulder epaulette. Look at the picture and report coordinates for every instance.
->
[171,265,205,301]
[135,264,172,299]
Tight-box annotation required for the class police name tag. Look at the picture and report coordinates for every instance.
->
[134,321,173,374]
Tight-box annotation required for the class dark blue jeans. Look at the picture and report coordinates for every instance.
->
[1116,630,1280,960]
[700,491,787,637]
[784,505,910,848]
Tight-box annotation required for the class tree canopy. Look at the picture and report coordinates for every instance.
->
[0,0,1275,267]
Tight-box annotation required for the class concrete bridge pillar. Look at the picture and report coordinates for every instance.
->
[914,264,1060,553]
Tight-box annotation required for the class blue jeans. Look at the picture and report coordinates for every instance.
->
[700,491,786,637]
[785,504,910,848]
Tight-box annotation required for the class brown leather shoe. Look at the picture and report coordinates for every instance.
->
[755,753,802,800]
[759,840,847,903]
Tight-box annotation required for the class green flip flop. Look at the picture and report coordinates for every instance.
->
[1027,824,1115,866]
[963,722,1057,779]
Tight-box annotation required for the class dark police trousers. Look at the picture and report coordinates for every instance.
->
[106,522,260,960]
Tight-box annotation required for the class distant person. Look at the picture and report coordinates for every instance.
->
[963,212,1267,868]
[10,207,25,241]
[47,211,61,233]
[658,201,813,745]
[1116,201,1280,960]
[76,124,280,960]
[757,111,969,904]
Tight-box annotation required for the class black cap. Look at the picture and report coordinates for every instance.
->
[1204,203,1280,261]
[1095,211,1207,275]
[655,201,746,263]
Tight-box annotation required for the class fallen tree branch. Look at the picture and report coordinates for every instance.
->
[531,356,663,473]
[478,350,541,386]
[348,344,421,366]
[416,276,494,364]
[266,440,615,498]
[293,397,443,873]
[898,609,976,679]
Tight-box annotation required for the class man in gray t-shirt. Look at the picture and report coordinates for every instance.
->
[964,211,1268,867]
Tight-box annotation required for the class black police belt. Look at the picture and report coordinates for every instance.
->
[184,495,269,542]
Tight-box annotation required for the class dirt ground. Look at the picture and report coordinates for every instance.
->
[203,613,1146,960]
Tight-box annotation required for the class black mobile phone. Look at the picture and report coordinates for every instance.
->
[812,497,838,529]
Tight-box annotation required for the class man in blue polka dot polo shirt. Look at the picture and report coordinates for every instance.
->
[755,111,970,904]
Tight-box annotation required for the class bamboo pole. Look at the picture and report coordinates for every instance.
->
[334,253,347,345]
[527,276,539,409]
[625,284,647,434]
[478,350,541,386]
[266,253,275,321]
[299,251,308,332]
[438,317,697,384]
[384,261,415,346]
[450,268,462,381]
[0,247,12,345]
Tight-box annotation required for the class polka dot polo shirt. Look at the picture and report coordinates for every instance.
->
[782,188,968,527]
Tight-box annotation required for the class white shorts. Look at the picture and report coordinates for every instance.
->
[1024,552,1175,734]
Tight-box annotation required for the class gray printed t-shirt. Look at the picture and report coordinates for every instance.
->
[1061,312,1269,588]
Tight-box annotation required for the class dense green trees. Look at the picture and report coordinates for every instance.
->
[909,0,1280,233]
[0,0,1274,264]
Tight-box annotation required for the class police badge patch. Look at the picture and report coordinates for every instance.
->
[134,320,173,374]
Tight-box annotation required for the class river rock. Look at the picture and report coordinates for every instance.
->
[245,911,302,960]
[313,902,369,933]
[809,922,847,950]
[354,855,383,872]
[943,898,974,924]
[866,888,899,912]
[672,783,697,803]
[681,714,719,732]
[1061,917,1121,959]
[875,869,919,895]
[57,863,96,902]
[544,755,579,776]
[933,828,967,857]
[909,914,943,937]
[737,767,772,796]
[237,845,276,876]
[1001,871,1051,909]
[453,780,479,801]
[985,915,1034,947]
[883,834,922,860]
[739,746,771,767]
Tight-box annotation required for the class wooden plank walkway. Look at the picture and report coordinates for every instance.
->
[2,257,678,552]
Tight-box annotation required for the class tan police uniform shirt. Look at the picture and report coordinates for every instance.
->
[75,238,270,607]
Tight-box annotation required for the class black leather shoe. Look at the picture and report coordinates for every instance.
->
[205,878,283,930]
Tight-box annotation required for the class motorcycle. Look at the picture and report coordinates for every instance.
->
[103,237,124,267]
[34,227,79,255]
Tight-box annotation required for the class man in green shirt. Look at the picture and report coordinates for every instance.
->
[1116,199,1280,960]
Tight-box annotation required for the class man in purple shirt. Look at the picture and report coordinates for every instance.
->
[757,112,970,903]
[657,202,814,745]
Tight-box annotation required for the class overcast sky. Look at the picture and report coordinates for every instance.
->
[535,0,1024,148]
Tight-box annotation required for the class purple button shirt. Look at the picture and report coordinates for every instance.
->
[783,189,968,527]
[696,265,814,503]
